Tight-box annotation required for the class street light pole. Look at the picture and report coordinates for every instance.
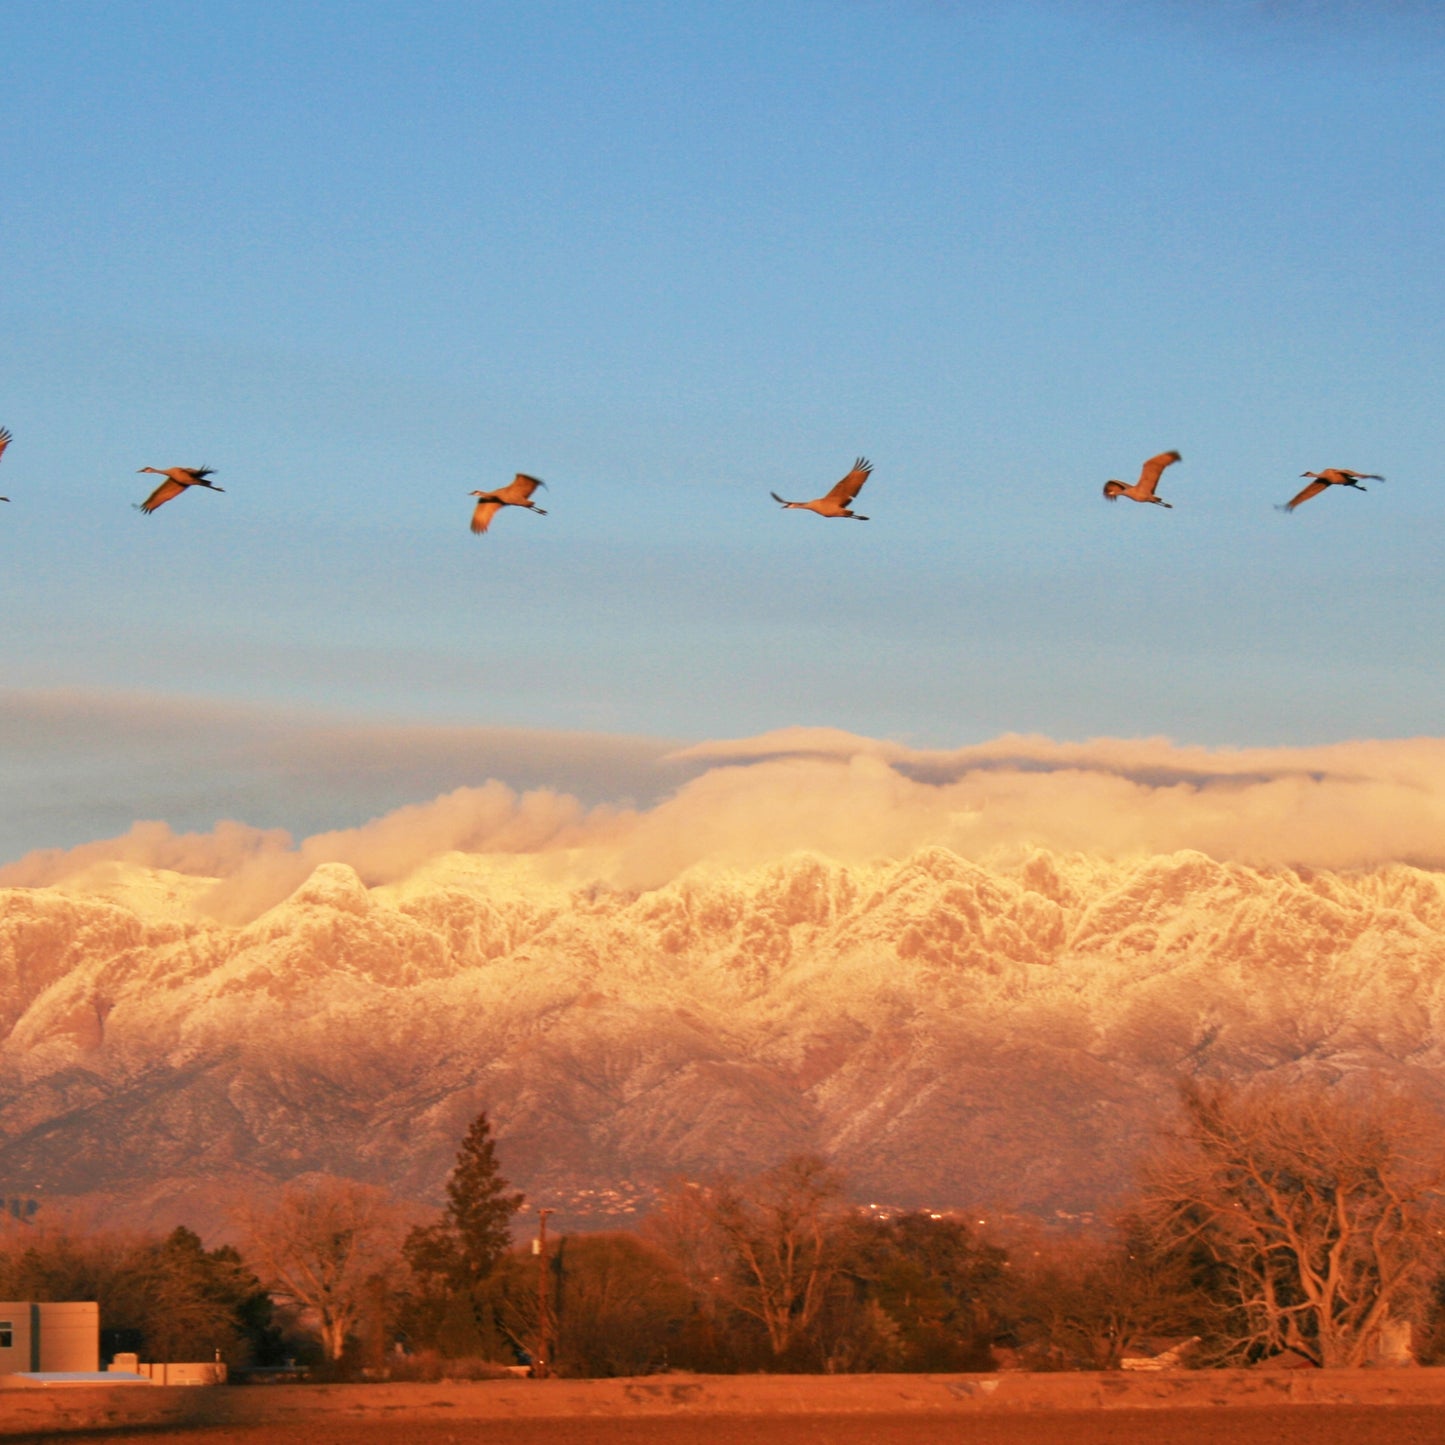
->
[534,1208,554,1378]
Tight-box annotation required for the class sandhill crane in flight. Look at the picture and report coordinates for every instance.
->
[135,465,224,514]
[469,474,548,534]
[1278,468,1385,513]
[0,426,10,501]
[771,458,873,520]
[1102,450,1182,508]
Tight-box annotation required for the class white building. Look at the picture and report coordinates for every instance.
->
[0,1303,99,1374]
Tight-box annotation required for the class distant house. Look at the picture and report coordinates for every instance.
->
[0,1303,100,1374]
[107,1352,227,1386]
[1119,1335,1200,1372]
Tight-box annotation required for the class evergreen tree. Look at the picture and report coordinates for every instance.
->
[444,1112,525,1281]
[132,1226,278,1364]
[852,1212,1007,1371]
[403,1111,524,1353]
[0,1223,278,1365]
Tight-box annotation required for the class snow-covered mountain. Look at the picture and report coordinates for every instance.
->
[2,846,1444,1236]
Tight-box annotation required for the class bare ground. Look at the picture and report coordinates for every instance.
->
[9,1408,1445,1445]
[7,1374,1445,1445]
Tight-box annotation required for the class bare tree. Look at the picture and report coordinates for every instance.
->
[643,1179,734,1303]
[239,1176,404,1361]
[652,1156,855,1361]
[1139,1077,1445,1367]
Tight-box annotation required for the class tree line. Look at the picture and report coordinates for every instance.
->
[4,1073,1445,1376]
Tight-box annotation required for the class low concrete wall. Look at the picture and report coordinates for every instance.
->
[1,1369,1444,1437]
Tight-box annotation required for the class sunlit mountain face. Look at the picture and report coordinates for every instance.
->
[3,843,1443,1237]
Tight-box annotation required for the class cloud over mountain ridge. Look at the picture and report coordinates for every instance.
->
[7,726,1445,923]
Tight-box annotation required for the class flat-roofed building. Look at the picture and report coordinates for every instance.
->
[0,1304,100,1373]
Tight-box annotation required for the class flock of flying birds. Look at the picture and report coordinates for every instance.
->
[1099,449,1384,514]
[0,428,1384,524]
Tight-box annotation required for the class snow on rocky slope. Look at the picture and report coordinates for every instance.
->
[2,846,1443,1235]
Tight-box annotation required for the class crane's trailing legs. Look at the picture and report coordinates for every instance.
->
[771,457,874,519]
[135,466,225,514]
[1278,469,1385,513]
[469,474,548,534]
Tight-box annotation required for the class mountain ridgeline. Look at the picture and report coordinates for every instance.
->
[1,846,1443,1235]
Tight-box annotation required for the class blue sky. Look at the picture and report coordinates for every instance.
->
[3,1,1444,859]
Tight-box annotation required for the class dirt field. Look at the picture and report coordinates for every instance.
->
[10,1409,1445,1445]
[6,1375,1445,1445]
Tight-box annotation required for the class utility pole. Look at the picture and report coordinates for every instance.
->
[533,1207,554,1378]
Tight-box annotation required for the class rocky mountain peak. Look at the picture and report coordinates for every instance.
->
[280,861,372,916]
[1,845,1443,1237]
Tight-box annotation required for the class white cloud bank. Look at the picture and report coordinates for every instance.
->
[616,730,1445,886]
[6,716,1445,922]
